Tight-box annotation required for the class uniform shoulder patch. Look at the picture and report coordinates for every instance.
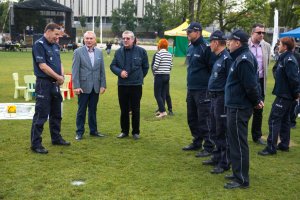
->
[241,55,247,59]
[223,55,228,60]
[38,41,43,44]
[288,57,293,61]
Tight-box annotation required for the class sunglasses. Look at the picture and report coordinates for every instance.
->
[255,31,266,35]
[186,30,195,34]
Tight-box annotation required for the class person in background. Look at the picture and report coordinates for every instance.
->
[258,37,300,156]
[248,23,271,145]
[30,23,70,154]
[72,31,107,140]
[152,38,173,118]
[225,29,264,189]
[110,30,149,140]
[106,41,112,56]
[202,30,232,174]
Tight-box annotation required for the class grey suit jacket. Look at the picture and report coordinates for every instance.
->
[72,46,106,94]
[248,39,271,95]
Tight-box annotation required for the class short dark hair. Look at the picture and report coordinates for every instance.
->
[252,23,265,32]
[44,23,61,33]
[280,37,295,51]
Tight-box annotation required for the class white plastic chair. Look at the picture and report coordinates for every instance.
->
[60,74,71,101]
[12,72,27,99]
[24,75,36,101]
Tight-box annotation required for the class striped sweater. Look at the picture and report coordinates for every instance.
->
[152,49,173,74]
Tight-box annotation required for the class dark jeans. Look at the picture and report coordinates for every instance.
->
[31,78,63,148]
[154,74,170,112]
[251,78,264,141]
[118,85,142,135]
[290,100,300,127]
[227,107,252,185]
[266,97,293,153]
[76,89,100,136]
[186,89,214,152]
[210,93,230,169]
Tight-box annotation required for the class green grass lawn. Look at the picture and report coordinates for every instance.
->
[0,50,300,200]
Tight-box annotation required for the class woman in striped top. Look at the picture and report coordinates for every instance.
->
[153,39,173,118]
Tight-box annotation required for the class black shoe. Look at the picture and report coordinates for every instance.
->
[52,139,71,146]
[277,146,289,152]
[168,111,174,116]
[224,181,249,189]
[258,149,276,156]
[224,174,236,180]
[75,134,82,140]
[202,159,217,166]
[211,167,228,174]
[195,150,211,157]
[90,132,105,137]
[117,133,128,138]
[133,134,140,140]
[31,146,48,154]
[182,143,201,151]
[254,138,266,145]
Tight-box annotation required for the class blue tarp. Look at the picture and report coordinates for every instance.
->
[279,27,300,38]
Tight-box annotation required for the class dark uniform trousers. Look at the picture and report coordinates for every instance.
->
[31,78,63,148]
[76,88,99,136]
[187,89,214,152]
[118,85,142,135]
[251,78,264,141]
[210,93,230,169]
[227,107,252,185]
[267,97,293,153]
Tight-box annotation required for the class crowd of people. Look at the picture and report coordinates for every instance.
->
[30,22,300,190]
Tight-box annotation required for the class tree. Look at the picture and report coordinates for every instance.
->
[95,16,100,28]
[141,2,155,32]
[111,9,121,36]
[79,15,86,33]
[0,2,9,32]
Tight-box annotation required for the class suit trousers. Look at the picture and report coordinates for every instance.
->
[187,89,214,152]
[251,78,264,141]
[76,88,99,136]
[118,85,142,135]
[227,107,252,185]
[31,78,63,148]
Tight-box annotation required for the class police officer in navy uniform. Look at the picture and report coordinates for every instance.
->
[182,22,215,157]
[224,30,264,189]
[202,30,232,174]
[30,23,70,154]
[258,37,300,156]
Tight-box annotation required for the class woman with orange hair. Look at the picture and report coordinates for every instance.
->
[153,38,173,118]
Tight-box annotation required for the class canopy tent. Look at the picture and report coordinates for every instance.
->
[11,0,73,41]
[164,21,211,57]
[279,27,300,38]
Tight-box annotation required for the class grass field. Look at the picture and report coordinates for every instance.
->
[0,50,300,200]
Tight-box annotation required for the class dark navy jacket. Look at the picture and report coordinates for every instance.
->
[208,49,232,92]
[110,45,149,85]
[32,36,61,78]
[186,36,215,90]
[272,51,300,100]
[225,45,261,109]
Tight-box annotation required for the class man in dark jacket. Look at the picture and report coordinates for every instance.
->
[224,29,264,189]
[258,37,300,155]
[110,30,149,140]
[181,22,215,158]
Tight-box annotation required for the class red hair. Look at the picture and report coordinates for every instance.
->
[158,39,168,50]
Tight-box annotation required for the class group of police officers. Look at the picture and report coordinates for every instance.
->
[29,22,300,190]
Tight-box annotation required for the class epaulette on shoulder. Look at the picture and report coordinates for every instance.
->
[241,54,247,60]
[288,57,293,61]
[38,40,43,44]
[223,55,228,60]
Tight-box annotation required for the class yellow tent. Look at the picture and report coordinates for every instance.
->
[164,21,211,37]
[164,21,211,57]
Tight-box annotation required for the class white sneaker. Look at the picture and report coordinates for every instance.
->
[156,112,167,118]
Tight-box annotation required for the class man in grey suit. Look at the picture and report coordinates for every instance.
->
[248,23,271,145]
[72,31,106,140]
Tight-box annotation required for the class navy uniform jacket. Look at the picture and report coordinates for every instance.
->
[32,36,61,79]
[272,51,300,100]
[208,49,232,92]
[225,45,261,109]
[186,36,215,90]
[110,45,149,86]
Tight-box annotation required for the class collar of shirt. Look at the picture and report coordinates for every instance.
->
[250,40,261,48]
[85,46,95,52]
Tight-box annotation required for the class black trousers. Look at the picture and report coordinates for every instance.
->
[154,74,170,112]
[118,85,142,135]
[251,78,264,141]
[186,89,214,152]
[290,100,300,127]
[210,93,230,170]
[266,97,293,153]
[76,88,100,136]
[227,107,252,185]
[31,78,63,148]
